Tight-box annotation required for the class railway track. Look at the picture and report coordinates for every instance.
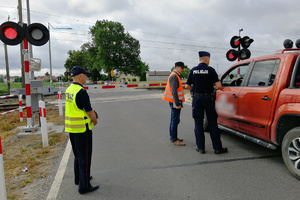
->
[0,93,58,113]
[0,103,25,112]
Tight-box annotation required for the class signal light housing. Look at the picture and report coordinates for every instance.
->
[230,36,240,48]
[0,21,49,46]
[0,21,25,45]
[226,49,238,62]
[241,36,254,49]
[25,23,49,46]
[239,48,251,60]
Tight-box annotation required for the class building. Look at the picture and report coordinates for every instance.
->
[146,71,171,81]
[3,76,18,83]
[115,72,140,82]
[36,76,56,81]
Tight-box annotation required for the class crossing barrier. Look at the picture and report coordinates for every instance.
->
[0,94,18,99]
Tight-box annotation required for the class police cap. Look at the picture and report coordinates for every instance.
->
[198,51,210,58]
[71,66,91,76]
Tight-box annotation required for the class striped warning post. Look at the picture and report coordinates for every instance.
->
[19,95,23,122]
[58,91,63,116]
[39,100,48,147]
[23,38,32,127]
[0,136,7,200]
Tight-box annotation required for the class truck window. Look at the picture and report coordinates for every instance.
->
[247,59,280,87]
[221,64,249,87]
[291,55,300,88]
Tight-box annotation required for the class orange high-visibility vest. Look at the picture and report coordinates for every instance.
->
[162,71,185,103]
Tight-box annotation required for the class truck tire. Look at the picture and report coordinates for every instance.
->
[281,127,300,180]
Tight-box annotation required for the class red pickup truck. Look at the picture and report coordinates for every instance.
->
[213,48,300,179]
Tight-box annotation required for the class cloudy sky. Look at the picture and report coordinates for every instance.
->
[0,0,300,77]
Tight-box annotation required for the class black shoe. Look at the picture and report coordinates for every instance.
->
[195,147,206,154]
[214,147,228,154]
[79,185,99,194]
[75,176,93,185]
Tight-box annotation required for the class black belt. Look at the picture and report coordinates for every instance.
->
[194,93,213,96]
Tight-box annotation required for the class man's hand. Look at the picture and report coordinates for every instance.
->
[185,84,192,91]
[87,110,98,126]
[176,105,182,109]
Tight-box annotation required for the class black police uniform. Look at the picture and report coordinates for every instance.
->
[186,62,223,151]
[68,82,94,193]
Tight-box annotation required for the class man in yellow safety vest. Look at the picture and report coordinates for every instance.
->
[65,66,99,194]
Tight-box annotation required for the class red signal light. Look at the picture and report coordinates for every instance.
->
[4,27,18,39]
[230,36,241,48]
[0,21,25,45]
[234,40,239,46]
[226,49,238,62]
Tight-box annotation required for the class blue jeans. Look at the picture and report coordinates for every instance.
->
[169,102,181,142]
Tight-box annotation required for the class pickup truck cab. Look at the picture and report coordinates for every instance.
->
[214,48,300,179]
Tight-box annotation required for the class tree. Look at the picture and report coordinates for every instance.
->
[64,50,87,72]
[90,20,149,79]
[64,43,102,82]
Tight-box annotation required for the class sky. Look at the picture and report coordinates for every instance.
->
[0,0,300,77]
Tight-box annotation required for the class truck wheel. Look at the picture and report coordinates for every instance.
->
[281,127,300,180]
[203,111,208,131]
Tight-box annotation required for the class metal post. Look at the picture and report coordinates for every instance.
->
[26,0,34,80]
[48,23,72,87]
[4,44,10,94]
[48,23,53,86]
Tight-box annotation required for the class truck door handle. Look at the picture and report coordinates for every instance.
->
[232,94,238,98]
[261,97,271,101]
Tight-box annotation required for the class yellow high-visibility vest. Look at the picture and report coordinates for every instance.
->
[162,71,185,103]
[65,84,94,133]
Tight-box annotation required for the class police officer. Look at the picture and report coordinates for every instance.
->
[65,66,99,194]
[162,61,186,146]
[185,51,228,154]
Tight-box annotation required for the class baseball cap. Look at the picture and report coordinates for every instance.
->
[71,66,91,76]
[175,61,186,68]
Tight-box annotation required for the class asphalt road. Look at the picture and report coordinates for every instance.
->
[53,88,300,200]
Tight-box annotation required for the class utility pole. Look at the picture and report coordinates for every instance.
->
[26,0,34,80]
[18,0,25,88]
[4,44,10,94]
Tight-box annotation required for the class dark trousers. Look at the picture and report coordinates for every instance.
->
[192,95,222,150]
[69,128,93,192]
[169,102,181,142]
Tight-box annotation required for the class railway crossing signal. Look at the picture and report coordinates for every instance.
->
[226,35,254,62]
[0,21,49,46]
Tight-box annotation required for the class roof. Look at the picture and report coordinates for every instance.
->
[147,71,171,76]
